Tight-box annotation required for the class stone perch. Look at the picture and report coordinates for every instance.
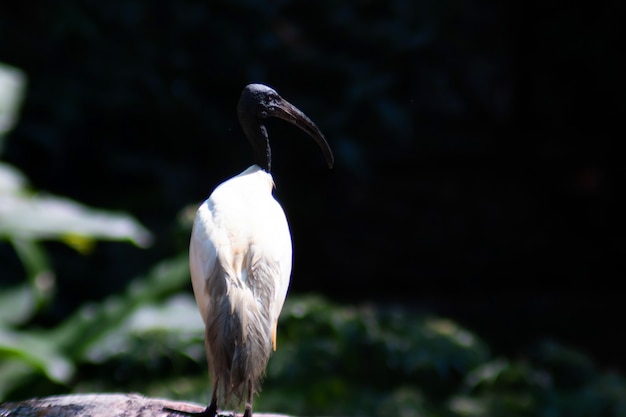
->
[0,394,291,417]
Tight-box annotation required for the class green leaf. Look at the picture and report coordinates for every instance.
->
[47,255,190,360]
[0,62,26,147]
[0,284,37,326]
[0,163,27,193]
[9,238,55,311]
[0,327,74,384]
[0,188,152,248]
[83,294,203,364]
[0,360,38,400]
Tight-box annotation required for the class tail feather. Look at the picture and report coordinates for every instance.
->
[205,285,273,405]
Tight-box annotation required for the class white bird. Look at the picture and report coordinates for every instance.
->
[176,84,333,417]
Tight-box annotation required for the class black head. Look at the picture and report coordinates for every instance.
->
[237,83,334,172]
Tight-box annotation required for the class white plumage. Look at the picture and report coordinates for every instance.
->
[190,165,291,357]
[175,84,333,417]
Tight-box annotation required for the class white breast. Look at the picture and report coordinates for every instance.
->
[189,165,292,328]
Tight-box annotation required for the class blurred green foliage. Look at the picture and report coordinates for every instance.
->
[1,0,622,370]
[1,61,154,399]
[1,3,625,416]
[3,282,626,416]
[4,125,626,415]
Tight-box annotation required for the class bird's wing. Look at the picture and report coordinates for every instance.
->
[189,199,220,324]
[190,173,293,350]
[246,198,292,351]
[271,246,292,351]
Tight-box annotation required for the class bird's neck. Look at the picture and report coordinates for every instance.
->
[245,124,271,173]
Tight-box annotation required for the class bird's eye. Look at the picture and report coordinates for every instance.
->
[260,110,268,118]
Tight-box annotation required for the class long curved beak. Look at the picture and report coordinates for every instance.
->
[270,98,334,169]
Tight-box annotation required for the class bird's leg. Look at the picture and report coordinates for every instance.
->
[242,380,253,417]
[206,382,219,416]
[163,380,219,417]
[203,389,218,417]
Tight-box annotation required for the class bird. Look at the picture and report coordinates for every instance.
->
[174,84,333,417]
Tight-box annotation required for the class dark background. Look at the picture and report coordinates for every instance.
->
[1,1,623,371]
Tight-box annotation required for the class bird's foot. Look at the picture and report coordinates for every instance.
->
[163,403,217,417]
[242,403,252,417]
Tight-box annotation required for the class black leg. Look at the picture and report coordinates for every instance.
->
[163,406,217,417]
[163,381,219,417]
[163,398,216,417]
[242,380,253,417]
[163,405,216,417]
